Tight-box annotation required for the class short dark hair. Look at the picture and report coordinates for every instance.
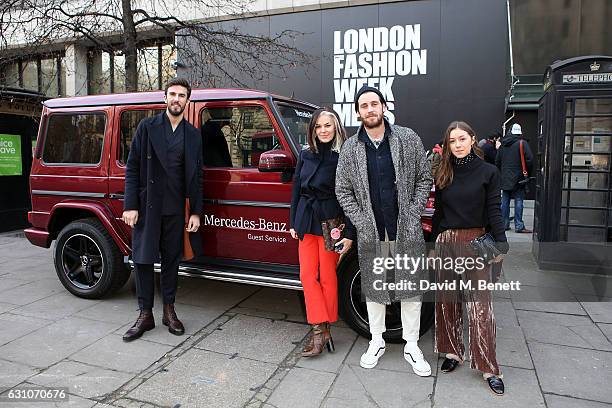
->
[164,77,191,99]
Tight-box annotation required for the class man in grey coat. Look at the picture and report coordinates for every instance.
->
[336,86,433,376]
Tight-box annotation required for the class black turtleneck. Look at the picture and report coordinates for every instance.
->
[431,153,508,252]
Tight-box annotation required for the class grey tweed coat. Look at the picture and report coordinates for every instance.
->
[335,123,433,304]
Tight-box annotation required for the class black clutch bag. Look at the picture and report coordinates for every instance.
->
[321,216,345,252]
[468,232,501,263]
[468,232,503,283]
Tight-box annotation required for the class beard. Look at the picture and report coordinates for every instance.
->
[167,102,185,116]
[362,113,384,129]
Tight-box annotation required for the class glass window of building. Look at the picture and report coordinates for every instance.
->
[137,46,160,91]
[0,62,20,88]
[40,58,59,96]
[113,52,126,93]
[161,45,177,86]
[22,60,38,91]
[89,50,112,95]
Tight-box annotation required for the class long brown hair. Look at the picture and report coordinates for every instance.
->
[307,107,347,153]
[435,121,484,189]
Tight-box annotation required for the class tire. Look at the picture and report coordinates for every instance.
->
[337,252,434,344]
[54,218,130,299]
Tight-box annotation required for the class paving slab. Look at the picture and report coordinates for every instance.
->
[0,312,53,346]
[296,326,358,373]
[266,367,336,408]
[11,292,99,321]
[434,365,545,407]
[127,348,277,408]
[0,278,65,306]
[0,277,30,294]
[517,310,612,351]
[70,334,174,373]
[578,296,612,324]
[529,342,612,403]
[233,287,307,322]
[29,360,133,400]
[178,278,260,310]
[495,326,533,369]
[561,275,612,298]
[324,363,433,408]
[598,323,612,344]
[0,316,119,368]
[196,314,309,364]
[545,394,612,408]
[0,359,38,389]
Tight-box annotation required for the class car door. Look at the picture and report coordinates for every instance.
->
[107,104,165,241]
[193,99,298,266]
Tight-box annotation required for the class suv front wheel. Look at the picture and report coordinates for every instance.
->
[54,218,130,299]
[337,253,434,343]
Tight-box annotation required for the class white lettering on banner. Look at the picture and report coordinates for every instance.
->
[333,24,428,127]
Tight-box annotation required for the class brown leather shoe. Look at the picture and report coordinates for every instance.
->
[123,310,155,342]
[162,304,185,335]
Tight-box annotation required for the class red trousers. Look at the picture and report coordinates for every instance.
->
[298,234,340,324]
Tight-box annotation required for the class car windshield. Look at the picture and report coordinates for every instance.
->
[274,102,316,148]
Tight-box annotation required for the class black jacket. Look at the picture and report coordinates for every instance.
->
[290,142,356,241]
[480,139,498,165]
[124,112,203,264]
[495,134,533,191]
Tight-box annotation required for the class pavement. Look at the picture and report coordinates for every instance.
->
[0,202,611,407]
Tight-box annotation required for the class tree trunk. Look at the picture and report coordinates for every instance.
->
[121,0,138,92]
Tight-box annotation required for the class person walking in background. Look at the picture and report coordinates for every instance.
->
[336,86,433,377]
[496,123,533,233]
[290,107,355,357]
[479,131,501,165]
[431,121,508,395]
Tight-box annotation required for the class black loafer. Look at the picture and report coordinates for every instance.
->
[487,376,504,395]
[440,358,460,373]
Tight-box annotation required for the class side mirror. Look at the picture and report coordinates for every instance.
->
[258,150,294,172]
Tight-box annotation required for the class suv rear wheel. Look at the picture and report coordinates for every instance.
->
[338,254,434,343]
[54,218,130,299]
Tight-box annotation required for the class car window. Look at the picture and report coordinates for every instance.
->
[119,109,163,165]
[42,113,105,165]
[200,105,279,168]
[274,102,314,148]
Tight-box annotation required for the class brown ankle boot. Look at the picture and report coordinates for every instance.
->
[162,304,185,335]
[322,322,335,353]
[123,309,155,342]
[302,324,326,357]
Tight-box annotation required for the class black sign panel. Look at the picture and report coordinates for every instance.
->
[181,0,508,149]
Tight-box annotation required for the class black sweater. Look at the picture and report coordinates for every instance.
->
[431,154,509,253]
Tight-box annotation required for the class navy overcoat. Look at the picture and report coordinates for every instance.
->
[124,112,203,264]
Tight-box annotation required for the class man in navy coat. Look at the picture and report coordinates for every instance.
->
[122,78,203,341]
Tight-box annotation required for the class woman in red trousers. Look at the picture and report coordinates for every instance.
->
[290,107,355,357]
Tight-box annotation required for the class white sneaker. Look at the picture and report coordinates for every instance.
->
[360,339,386,369]
[403,343,431,377]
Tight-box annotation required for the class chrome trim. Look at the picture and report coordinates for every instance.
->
[127,260,302,290]
[32,190,106,198]
[203,199,290,209]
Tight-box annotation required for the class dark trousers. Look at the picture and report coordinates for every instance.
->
[135,215,184,310]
